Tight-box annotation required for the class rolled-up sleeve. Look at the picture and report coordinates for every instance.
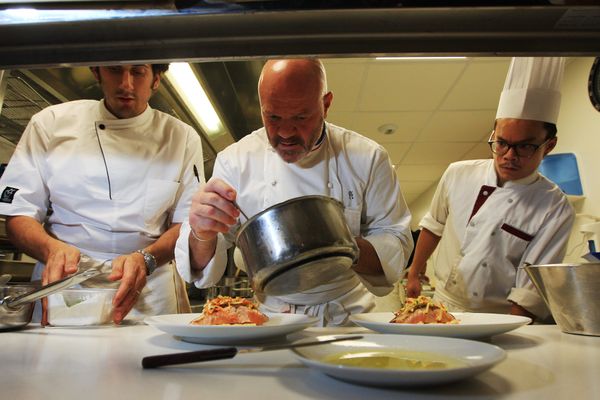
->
[0,117,50,220]
[419,167,450,236]
[174,219,229,287]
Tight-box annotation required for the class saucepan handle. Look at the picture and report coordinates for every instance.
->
[142,347,238,369]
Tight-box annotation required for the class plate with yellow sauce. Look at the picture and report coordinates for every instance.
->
[292,334,505,387]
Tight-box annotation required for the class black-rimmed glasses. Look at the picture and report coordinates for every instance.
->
[487,137,551,159]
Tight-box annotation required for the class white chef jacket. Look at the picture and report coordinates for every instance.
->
[176,122,413,326]
[420,159,575,318]
[0,99,204,320]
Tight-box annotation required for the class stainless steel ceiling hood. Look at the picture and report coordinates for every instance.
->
[0,3,599,70]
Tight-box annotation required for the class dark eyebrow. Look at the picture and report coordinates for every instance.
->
[494,135,540,144]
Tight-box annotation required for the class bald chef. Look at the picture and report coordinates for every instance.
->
[175,58,414,327]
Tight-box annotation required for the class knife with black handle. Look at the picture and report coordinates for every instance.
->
[142,335,363,369]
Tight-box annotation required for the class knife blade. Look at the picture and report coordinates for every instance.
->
[141,335,363,369]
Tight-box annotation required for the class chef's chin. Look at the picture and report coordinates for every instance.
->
[497,168,522,184]
[276,147,306,163]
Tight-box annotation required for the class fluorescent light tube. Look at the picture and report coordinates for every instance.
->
[165,62,224,137]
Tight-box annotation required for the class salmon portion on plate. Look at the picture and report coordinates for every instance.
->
[190,295,269,326]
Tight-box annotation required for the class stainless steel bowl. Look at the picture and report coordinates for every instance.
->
[524,263,600,336]
[235,195,359,295]
[0,284,39,331]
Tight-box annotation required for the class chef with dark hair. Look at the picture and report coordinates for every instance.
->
[0,64,203,324]
[406,57,575,320]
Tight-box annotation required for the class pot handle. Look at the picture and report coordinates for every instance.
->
[2,267,102,310]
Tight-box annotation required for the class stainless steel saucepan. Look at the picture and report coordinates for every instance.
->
[235,195,359,296]
[0,256,109,331]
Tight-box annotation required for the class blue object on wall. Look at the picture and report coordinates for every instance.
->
[538,153,583,195]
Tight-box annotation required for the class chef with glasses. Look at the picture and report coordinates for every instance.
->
[406,57,575,321]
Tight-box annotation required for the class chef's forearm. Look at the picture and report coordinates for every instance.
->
[408,228,441,277]
[351,237,383,275]
[188,233,217,271]
[143,223,181,266]
[6,215,61,262]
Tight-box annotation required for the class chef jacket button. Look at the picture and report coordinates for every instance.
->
[508,198,513,203]
[483,191,488,196]
[271,181,277,186]
[470,221,475,227]
[460,250,465,256]
[482,262,487,268]
[327,182,333,189]
[473,292,478,297]
[452,280,457,285]
[98,124,105,130]
[491,231,495,236]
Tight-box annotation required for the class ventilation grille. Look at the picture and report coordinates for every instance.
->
[0,72,57,144]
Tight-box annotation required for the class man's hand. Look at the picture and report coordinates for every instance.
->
[108,252,148,324]
[41,242,81,325]
[405,267,426,298]
[189,177,240,242]
[509,301,536,322]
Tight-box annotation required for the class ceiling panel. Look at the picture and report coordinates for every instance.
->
[321,61,367,112]
[399,142,478,165]
[382,142,412,165]
[417,110,496,142]
[395,164,449,182]
[357,61,466,111]
[327,110,430,143]
[462,142,494,161]
[398,180,436,195]
[402,192,421,206]
[441,59,511,110]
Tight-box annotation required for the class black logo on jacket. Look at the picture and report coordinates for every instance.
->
[0,187,19,203]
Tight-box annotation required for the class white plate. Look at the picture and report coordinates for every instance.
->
[293,334,506,387]
[350,312,531,339]
[144,313,318,345]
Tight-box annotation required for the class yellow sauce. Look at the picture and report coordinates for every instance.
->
[322,350,467,370]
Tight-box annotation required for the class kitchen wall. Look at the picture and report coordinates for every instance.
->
[407,56,600,264]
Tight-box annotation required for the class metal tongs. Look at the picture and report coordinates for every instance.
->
[1,254,111,311]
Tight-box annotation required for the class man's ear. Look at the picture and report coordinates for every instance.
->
[152,74,161,90]
[322,91,333,119]
[90,67,100,82]
[544,137,558,156]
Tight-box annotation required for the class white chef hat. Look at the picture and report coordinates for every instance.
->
[496,57,565,124]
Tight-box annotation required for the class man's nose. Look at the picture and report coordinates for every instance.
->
[119,71,134,90]
[503,145,519,159]
[277,120,297,137]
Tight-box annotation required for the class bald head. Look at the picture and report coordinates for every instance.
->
[257,58,333,163]
[258,59,328,103]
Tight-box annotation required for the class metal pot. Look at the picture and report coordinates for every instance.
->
[523,262,600,337]
[0,263,104,331]
[235,195,359,296]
